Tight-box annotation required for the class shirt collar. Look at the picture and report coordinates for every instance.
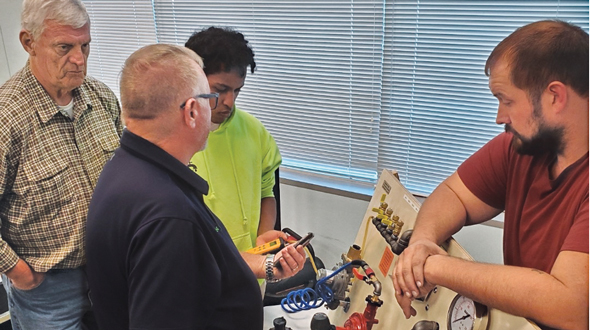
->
[119,129,210,195]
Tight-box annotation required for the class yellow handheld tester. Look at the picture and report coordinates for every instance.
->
[246,238,286,255]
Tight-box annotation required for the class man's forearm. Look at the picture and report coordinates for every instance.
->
[424,253,589,330]
[5,259,32,280]
[258,197,277,235]
[240,252,266,279]
[410,180,468,246]
[4,258,45,290]
[411,172,501,246]
[241,244,306,280]
[392,172,504,312]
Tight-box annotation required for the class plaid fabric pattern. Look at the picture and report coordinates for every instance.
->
[0,64,123,273]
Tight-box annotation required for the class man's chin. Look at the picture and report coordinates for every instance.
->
[63,77,86,90]
[511,128,563,156]
[507,129,533,155]
[511,135,523,150]
[513,137,553,156]
[211,113,230,124]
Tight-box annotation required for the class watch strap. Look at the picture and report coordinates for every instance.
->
[265,254,278,282]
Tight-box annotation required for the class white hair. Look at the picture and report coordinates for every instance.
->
[21,0,90,39]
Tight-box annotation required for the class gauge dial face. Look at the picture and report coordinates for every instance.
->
[449,295,476,330]
[447,295,489,330]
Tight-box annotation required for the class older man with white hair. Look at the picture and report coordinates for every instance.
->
[0,0,122,328]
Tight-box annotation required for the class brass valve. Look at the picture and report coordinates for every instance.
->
[346,245,362,262]
[385,208,393,217]
[392,219,404,237]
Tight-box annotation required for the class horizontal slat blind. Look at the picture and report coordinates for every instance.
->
[380,0,589,195]
[84,0,157,96]
[154,0,385,182]
[82,1,588,195]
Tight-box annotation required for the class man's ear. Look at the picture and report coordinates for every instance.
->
[19,30,36,56]
[182,98,197,128]
[546,81,568,114]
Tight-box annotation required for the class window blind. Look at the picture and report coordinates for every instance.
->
[153,0,386,183]
[380,1,589,195]
[83,0,157,96]
[84,0,588,195]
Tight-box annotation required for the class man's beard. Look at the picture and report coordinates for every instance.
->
[505,122,564,156]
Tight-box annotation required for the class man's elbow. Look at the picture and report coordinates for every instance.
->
[535,300,588,330]
[565,307,589,330]
[558,317,588,330]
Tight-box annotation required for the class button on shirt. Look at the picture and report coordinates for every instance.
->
[0,64,123,273]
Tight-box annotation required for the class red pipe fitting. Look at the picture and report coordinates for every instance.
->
[336,302,379,330]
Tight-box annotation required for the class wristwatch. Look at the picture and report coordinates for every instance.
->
[265,254,278,282]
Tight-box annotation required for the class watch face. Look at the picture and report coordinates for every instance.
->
[447,295,489,330]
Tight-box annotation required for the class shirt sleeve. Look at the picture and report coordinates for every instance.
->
[457,133,512,210]
[260,131,282,199]
[561,194,589,254]
[0,119,23,273]
[128,218,221,329]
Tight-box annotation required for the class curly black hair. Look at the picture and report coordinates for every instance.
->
[185,26,256,77]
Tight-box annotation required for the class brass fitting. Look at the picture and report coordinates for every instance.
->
[392,219,404,237]
[346,245,362,262]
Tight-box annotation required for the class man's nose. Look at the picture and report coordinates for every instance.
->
[70,46,86,66]
[221,92,236,108]
[495,106,509,125]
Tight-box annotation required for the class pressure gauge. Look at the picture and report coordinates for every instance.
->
[447,294,489,330]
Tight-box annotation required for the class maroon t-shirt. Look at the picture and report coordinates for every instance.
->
[458,132,588,273]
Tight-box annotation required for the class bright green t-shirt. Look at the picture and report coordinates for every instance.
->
[190,107,282,251]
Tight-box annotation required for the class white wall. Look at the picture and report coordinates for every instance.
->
[453,220,503,264]
[279,184,369,267]
[0,0,27,85]
[279,183,504,268]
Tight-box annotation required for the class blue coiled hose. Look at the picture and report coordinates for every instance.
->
[280,261,353,313]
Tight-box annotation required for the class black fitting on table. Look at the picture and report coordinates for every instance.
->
[310,312,336,330]
[270,316,292,330]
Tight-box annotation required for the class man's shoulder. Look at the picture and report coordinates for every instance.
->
[0,67,30,107]
[79,75,121,122]
[231,107,274,138]
[233,107,266,127]
[80,75,118,100]
[0,67,38,130]
[98,149,202,213]
[486,132,513,152]
[98,148,162,190]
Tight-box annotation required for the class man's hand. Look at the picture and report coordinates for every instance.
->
[392,239,447,317]
[5,259,45,291]
[273,244,306,280]
[255,230,288,247]
[393,286,417,319]
[392,270,437,319]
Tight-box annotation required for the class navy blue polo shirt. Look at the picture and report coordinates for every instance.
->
[86,129,263,330]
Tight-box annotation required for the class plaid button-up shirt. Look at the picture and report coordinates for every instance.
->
[0,64,123,273]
